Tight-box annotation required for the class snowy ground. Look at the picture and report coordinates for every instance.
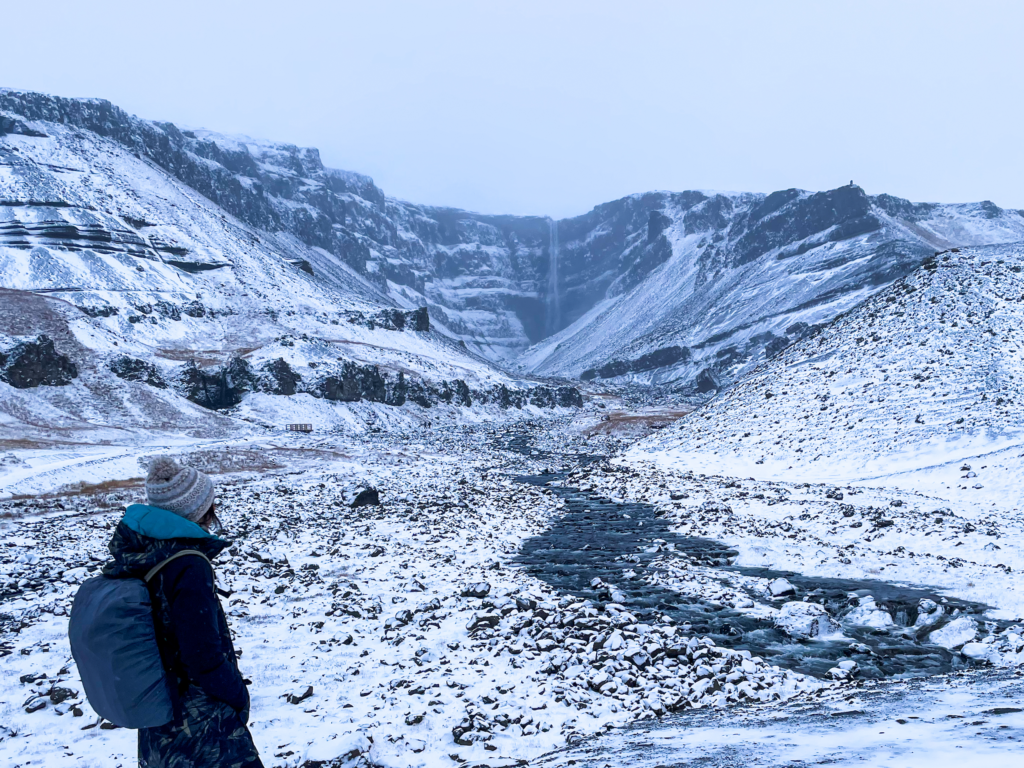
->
[0,420,821,768]
[2,413,1023,767]
[534,667,1024,768]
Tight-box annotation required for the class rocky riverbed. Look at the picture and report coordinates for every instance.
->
[516,462,999,680]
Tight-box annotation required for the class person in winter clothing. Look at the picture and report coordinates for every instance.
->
[103,456,263,768]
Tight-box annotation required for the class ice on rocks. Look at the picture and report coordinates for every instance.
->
[768,578,796,597]
[960,642,999,662]
[914,598,944,629]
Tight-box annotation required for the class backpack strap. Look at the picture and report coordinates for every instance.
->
[144,550,212,584]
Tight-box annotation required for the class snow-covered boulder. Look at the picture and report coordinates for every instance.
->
[775,602,843,639]
[961,642,999,663]
[913,598,944,630]
[827,659,859,679]
[768,578,796,597]
[928,616,978,649]
[844,596,895,628]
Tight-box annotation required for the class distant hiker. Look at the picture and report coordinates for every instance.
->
[75,456,262,768]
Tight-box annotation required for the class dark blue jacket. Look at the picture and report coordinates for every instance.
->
[103,505,248,718]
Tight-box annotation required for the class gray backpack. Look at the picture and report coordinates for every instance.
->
[68,550,209,728]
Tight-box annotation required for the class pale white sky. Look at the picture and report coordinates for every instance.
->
[2,0,1021,218]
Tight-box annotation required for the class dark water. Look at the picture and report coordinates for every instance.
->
[504,432,990,679]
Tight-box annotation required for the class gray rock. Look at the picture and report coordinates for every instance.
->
[461,582,491,599]
[350,488,380,508]
[768,578,796,597]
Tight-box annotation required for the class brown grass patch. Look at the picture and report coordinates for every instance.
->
[0,438,65,450]
[153,346,263,365]
[54,477,145,496]
[184,449,286,475]
[585,408,694,436]
[1,477,144,517]
[154,348,226,365]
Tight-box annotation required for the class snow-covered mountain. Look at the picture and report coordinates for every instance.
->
[625,243,1024,499]
[0,92,582,444]
[4,85,1024,441]
[5,88,1023,395]
[523,190,1024,392]
[0,89,558,363]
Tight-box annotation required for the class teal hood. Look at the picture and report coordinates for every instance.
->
[103,504,228,578]
[122,503,220,542]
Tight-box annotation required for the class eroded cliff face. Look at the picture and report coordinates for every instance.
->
[3,88,1024,387]
[0,89,553,359]
[522,185,1024,392]
[0,93,590,445]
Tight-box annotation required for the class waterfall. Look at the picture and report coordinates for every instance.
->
[546,217,560,336]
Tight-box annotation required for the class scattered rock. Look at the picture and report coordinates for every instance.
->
[461,582,491,599]
[287,685,314,705]
[350,488,380,508]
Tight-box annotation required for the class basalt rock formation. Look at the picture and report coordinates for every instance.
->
[0,334,78,388]
[108,356,168,389]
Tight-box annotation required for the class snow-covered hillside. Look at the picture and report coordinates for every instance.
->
[524,191,1024,392]
[625,243,1024,497]
[5,88,1024,388]
[0,107,581,453]
[0,88,557,362]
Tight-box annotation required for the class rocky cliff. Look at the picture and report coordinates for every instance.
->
[522,187,1024,392]
[0,92,585,444]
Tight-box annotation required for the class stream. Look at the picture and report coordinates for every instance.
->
[505,433,991,680]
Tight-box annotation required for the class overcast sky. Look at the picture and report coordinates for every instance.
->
[2,1,1021,218]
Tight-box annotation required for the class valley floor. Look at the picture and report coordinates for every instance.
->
[1,412,1022,767]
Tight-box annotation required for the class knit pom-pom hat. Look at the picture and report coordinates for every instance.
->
[145,455,215,523]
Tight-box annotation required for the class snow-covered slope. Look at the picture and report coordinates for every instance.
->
[0,89,557,362]
[625,244,1024,500]
[6,88,1024,385]
[0,104,579,448]
[523,190,1024,392]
